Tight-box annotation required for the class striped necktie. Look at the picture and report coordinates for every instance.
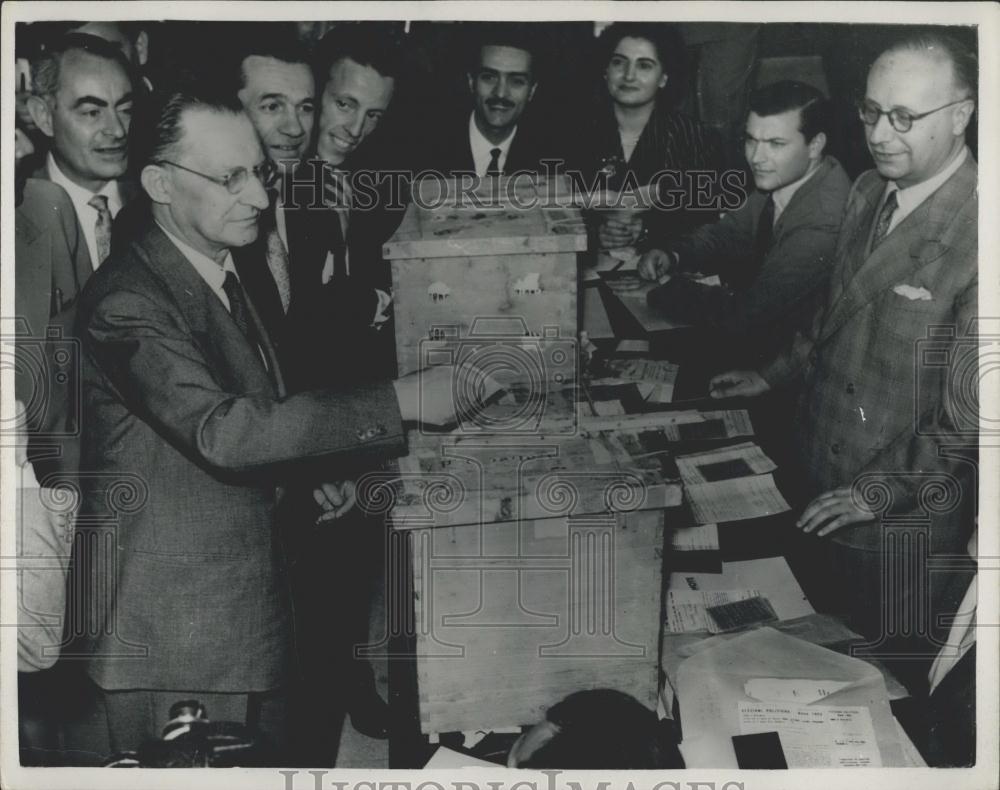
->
[870,190,899,250]
[88,194,112,266]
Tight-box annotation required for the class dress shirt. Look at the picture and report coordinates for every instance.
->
[156,222,239,311]
[46,153,122,270]
[770,159,821,225]
[469,111,517,177]
[882,146,968,235]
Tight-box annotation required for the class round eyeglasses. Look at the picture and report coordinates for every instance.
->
[857,97,971,133]
[156,159,278,194]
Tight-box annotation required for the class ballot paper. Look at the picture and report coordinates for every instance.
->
[423,745,499,768]
[666,589,766,633]
[744,678,855,705]
[591,359,680,404]
[675,441,778,485]
[685,473,791,524]
[737,701,883,768]
[670,522,719,551]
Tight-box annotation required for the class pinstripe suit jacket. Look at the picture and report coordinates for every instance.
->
[762,153,978,553]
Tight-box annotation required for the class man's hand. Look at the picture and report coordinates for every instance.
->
[797,487,876,537]
[598,215,643,249]
[393,364,503,427]
[637,249,674,281]
[708,370,771,399]
[314,480,357,524]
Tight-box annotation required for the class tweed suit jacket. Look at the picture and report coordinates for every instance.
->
[762,153,978,553]
[647,156,851,364]
[75,219,406,692]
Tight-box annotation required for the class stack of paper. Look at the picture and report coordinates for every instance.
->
[686,473,790,524]
[674,441,777,485]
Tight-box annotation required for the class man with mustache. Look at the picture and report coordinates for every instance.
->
[638,80,851,370]
[27,33,140,273]
[418,23,555,178]
[711,30,978,677]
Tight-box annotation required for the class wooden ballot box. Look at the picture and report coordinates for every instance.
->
[382,176,586,383]
[382,418,682,736]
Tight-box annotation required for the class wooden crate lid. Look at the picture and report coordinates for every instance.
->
[384,174,588,261]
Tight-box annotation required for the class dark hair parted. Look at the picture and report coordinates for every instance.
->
[879,27,978,100]
[313,22,404,83]
[222,22,310,95]
[130,83,245,170]
[520,689,669,770]
[465,22,540,80]
[748,80,832,143]
[30,32,135,100]
[597,22,686,85]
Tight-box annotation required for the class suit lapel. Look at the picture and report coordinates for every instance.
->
[819,157,977,343]
[772,157,833,240]
[137,223,279,395]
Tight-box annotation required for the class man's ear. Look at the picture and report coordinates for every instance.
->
[140,163,171,204]
[528,82,538,103]
[26,95,54,138]
[134,31,150,67]
[658,73,668,90]
[807,131,827,160]
[952,99,975,136]
[467,72,475,95]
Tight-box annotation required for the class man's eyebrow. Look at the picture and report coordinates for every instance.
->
[71,95,109,109]
[258,92,288,102]
[115,92,135,107]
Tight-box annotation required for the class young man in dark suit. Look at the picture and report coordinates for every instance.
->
[72,85,486,759]
[417,23,555,177]
[638,81,851,369]
[712,31,978,682]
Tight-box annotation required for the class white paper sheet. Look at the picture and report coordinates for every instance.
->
[666,589,764,633]
[670,522,720,552]
[744,677,855,704]
[685,473,790,524]
[737,701,883,768]
[423,745,500,768]
[675,441,778,485]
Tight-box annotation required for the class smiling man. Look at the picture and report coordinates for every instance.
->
[710,31,978,660]
[28,33,139,271]
[638,80,850,368]
[418,24,555,177]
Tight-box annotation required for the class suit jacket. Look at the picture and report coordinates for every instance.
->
[30,162,141,271]
[14,179,92,478]
[418,109,558,177]
[75,219,406,692]
[647,156,851,365]
[762,153,978,554]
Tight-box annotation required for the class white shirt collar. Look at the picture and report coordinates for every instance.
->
[46,152,121,211]
[468,111,517,177]
[770,159,821,222]
[155,220,238,309]
[46,152,123,268]
[884,146,968,231]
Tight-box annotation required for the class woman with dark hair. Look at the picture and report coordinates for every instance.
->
[572,22,724,248]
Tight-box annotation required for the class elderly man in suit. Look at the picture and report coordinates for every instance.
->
[72,84,484,758]
[711,31,978,664]
[638,80,851,369]
[27,33,139,272]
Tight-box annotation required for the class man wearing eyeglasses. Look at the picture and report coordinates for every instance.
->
[710,30,978,665]
[70,84,492,758]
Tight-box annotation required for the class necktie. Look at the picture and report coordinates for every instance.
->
[486,147,502,177]
[323,167,349,281]
[264,200,291,313]
[754,195,775,262]
[88,194,112,266]
[222,270,257,345]
[870,189,899,250]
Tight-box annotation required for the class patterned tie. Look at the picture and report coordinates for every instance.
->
[870,189,899,250]
[264,201,292,314]
[88,194,112,266]
[486,147,502,177]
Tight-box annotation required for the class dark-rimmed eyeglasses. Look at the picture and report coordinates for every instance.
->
[155,159,277,194]
[857,97,972,133]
